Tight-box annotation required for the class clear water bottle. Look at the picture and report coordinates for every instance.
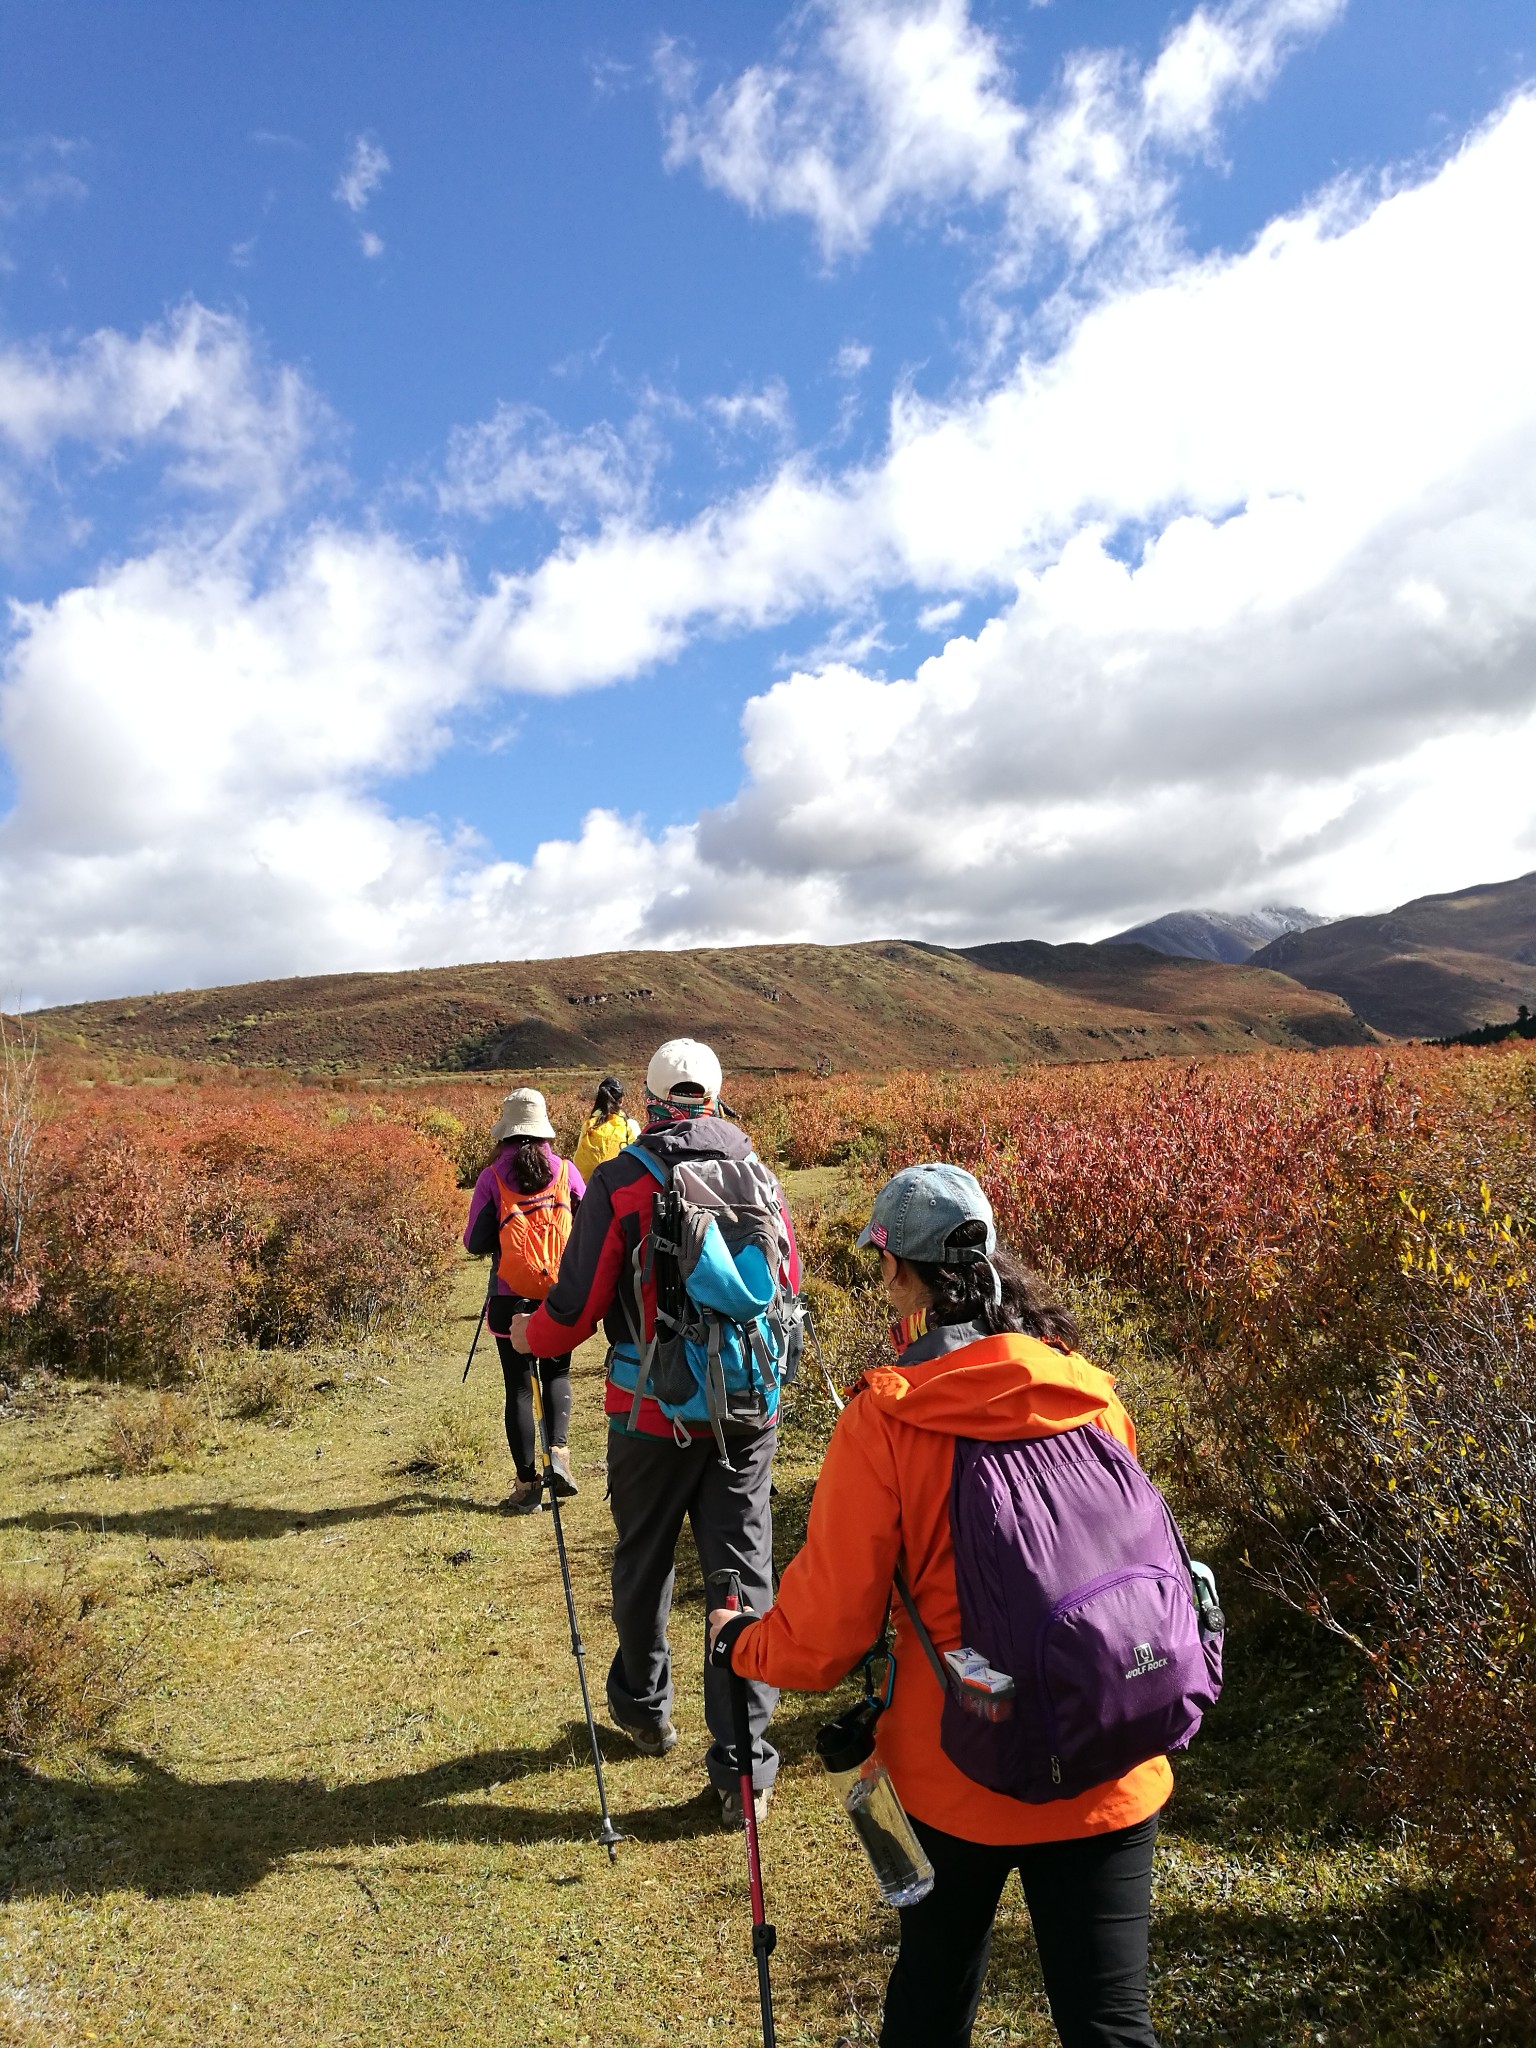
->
[815,1699,935,1909]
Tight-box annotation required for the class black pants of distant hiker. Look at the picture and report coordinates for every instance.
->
[487,1295,572,1482]
[605,1422,779,1793]
[881,1813,1160,2048]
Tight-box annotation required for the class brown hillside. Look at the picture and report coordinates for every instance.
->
[28,937,1372,1076]
[1251,871,1536,1038]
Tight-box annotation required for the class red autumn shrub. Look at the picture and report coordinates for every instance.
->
[19,1087,462,1377]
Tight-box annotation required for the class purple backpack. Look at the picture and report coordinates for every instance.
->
[922,1425,1223,1804]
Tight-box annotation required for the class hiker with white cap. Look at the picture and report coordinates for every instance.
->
[508,1038,801,1825]
[463,1087,587,1513]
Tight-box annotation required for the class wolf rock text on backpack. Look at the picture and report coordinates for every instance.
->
[934,1425,1224,1802]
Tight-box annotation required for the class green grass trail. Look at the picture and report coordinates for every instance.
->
[0,1238,1512,2046]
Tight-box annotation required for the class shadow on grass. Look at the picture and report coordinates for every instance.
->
[1134,1881,1505,2048]
[0,1723,725,1900]
[785,1778,1510,2048]
[0,1490,510,1543]
[784,1877,1509,2048]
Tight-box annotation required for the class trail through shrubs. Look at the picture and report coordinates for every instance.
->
[5,1043,1534,1979]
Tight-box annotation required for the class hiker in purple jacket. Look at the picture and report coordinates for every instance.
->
[463,1087,586,1513]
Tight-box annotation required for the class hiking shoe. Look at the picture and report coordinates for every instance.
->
[500,1479,542,1515]
[609,1711,678,1758]
[547,1445,579,1499]
[719,1784,773,1829]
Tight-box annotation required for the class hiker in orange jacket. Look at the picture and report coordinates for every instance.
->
[710,1164,1169,2048]
[463,1087,586,1513]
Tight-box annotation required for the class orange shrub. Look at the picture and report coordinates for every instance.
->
[18,1087,463,1377]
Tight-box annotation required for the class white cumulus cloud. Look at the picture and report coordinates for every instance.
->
[6,69,1536,1004]
[0,302,333,524]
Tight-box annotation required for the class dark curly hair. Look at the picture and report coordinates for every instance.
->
[903,1221,1079,1349]
[502,1135,554,1194]
[593,1075,625,1121]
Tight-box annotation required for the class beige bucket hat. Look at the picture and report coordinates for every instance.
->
[489,1087,557,1144]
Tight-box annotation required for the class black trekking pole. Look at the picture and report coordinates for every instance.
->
[527,1363,622,1864]
[461,1266,494,1384]
[706,1568,776,2048]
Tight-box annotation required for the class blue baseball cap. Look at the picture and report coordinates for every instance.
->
[856,1163,997,1265]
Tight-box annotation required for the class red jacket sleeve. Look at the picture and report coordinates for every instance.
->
[730,1396,900,1691]
[524,1164,632,1355]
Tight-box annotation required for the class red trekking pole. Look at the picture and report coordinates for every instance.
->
[707,1569,776,2048]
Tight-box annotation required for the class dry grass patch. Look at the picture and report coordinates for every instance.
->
[401,1390,490,1481]
[101,1389,205,1474]
[0,1577,122,1757]
[225,1348,311,1422]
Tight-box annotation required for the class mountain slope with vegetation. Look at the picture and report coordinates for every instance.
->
[1251,871,1536,1037]
[27,938,1372,1076]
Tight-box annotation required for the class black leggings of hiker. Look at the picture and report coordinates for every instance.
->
[486,1294,572,1481]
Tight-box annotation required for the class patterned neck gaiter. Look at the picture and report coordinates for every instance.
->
[890,1307,930,1356]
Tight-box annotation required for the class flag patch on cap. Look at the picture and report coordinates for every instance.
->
[868,1222,888,1248]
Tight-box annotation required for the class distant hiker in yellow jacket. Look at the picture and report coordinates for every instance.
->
[573,1075,639,1182]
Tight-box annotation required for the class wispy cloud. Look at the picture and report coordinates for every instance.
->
[334,134,390,213]
[0,301,337,529]
[334,133,390,256]
[704,380,794,444]
[0,136,89,269]
[659,0,1346,288]
[437,402,654,526]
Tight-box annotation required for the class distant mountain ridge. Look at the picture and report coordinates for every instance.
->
[1250,873,1536,1039]
[27,935,1371,1077]
[1098,905,1330,964]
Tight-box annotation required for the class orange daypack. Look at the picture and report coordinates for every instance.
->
[494,1159,573,1300]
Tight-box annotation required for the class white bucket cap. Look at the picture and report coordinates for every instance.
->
[489,1087,557,1143]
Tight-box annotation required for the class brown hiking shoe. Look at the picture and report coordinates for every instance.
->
[547,1445,579,1498]
[610,1710,678,1757]
[500,1479,542,1515]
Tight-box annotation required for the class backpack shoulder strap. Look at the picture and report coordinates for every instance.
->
[622,1142,669,1187]
[618,1145,669,1429]
[893,1566,954,1698]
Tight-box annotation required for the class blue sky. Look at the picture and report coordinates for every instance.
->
[2,0,1535,1003]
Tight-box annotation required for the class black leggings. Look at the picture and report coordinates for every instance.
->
[880,1812,1160,2048]
[486,1297,572,1481]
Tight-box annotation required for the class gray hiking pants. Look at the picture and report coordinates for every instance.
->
[605,1422,779,1793]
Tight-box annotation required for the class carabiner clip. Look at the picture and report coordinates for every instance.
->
[861,1645,896,1715]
